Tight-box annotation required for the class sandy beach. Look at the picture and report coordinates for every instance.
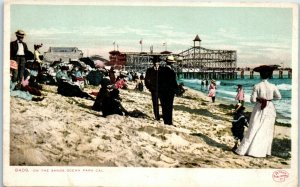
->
[9,82,291,168]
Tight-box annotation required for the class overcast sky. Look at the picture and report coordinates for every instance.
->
[10,4,294,67]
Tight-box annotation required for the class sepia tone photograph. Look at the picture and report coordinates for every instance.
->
[3,0,298,186]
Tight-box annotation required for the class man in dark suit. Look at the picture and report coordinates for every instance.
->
[145,56,161,121]
[159,56,178,125]
[10,30,30,83]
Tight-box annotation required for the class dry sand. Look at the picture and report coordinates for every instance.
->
[9,82,291,168]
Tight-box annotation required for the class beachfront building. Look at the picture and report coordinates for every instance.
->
[44,47,84,62]
[108,50,170,72]
[177,35,237,79]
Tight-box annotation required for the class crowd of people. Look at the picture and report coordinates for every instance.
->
[10,29,282,159]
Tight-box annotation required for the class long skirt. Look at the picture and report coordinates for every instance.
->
[235,102,276,157]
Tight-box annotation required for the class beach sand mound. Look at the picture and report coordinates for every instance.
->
[9,83,291,168]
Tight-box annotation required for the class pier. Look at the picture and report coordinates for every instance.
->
[109,35,291,80]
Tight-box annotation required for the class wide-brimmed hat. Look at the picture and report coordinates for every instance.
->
[15,30,25,37]
[211,79,216,83]
[10,60,18,70]
[34,44,43,50]
[166,55,176,63]
[151,55,161,63]
[253,65,280,73]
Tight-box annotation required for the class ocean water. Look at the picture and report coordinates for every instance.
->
[179,75,292,124]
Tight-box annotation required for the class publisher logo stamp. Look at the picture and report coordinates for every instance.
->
[272,170,289,182]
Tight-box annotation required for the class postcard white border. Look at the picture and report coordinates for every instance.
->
[3,1,299,186]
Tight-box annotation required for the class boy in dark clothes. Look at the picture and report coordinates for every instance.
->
[231,103,249,151]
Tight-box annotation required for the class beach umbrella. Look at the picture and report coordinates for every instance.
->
[94,60,105,68]
[90,55,109,63]
[69,60,85,67]
[79,57,96,68]
[50,60,64,67]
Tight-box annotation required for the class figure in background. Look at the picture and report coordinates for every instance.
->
[33,43,43,73]
[145,56,161,121]
[235,65,281,158]
[159,55,178,125]
[10,30,31,83]
[208,79,216,103]
[56,66,71,83]
[235,84,245,106]
[109,67,116,84]
[135,78,144,92]
[231,103,249,151]
[201,80,204,90]
[140,73,145,80]
[205,79,209,90]
[114,72,128,89]
[176,82,186,97]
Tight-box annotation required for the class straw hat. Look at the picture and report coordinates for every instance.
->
[10,60,18,70]
[166,55,176,63]
[211,79,216,83]
[15,30,25,37]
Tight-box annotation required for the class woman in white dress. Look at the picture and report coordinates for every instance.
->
[235,65,281,158]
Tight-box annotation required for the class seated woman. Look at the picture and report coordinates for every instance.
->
[101,88,149,118]
[114,73,128,89]
[20,62,42,96]
[57,77,95,100]
[92,77,111,112]
[102,89,129,117]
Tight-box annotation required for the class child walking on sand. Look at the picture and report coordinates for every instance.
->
[235,84,245,106]
[208,79,216,102]
[231,103,248,151]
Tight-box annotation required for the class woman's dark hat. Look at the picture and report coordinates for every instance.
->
[253,65,280,72]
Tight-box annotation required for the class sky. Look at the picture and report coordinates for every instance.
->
[10,4,294,68]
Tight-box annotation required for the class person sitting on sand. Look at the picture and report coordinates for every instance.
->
[57,77,95,100]
[10,60,44,102]
[135,78,144,92]
[92,77,112,112]
[231,103,249,151]
[114,73,128,89]
[20,62,43,96]
[101,88,149,118]
[56,66,71,83]
[102,88,129,117]
[176,82,186,97]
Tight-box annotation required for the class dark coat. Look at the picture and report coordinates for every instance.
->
[145,66,160,92]
[158,65,178,94]
[231,111,248,141]
[10,40,32,60]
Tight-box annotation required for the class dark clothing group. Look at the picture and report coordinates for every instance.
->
[145,65,178,125]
